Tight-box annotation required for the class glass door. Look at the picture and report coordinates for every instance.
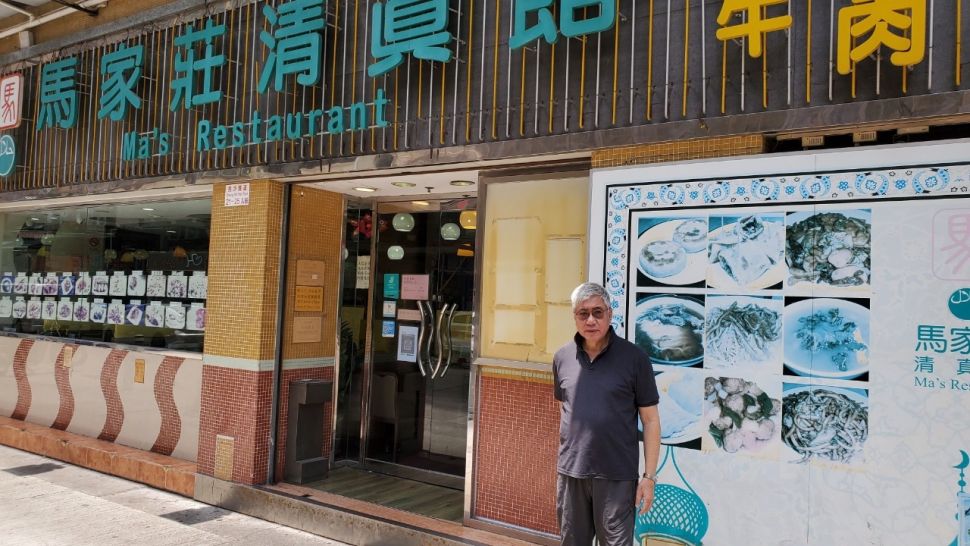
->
[364,199,476,480]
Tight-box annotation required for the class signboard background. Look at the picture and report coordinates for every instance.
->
[590,140,970,545]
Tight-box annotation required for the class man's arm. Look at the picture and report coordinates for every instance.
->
[636,404,661,514]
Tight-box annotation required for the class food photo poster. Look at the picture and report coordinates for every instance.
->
[591,142,970,546]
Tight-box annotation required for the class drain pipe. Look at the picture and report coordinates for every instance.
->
[266,186,292,485]
[0,0,106,41]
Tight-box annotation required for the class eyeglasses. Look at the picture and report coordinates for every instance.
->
[574,307,608,321]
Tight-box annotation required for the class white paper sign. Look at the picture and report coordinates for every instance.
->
[224,183,250,207]
[165,303,186,329]
[397,325,419,363]
[0,73,23,130]
[187,304,206,331]
[188,273,208,299]
[355,255,371,289]
[144,302,165,328]
[146,272,166,298]
[0,297,10,318]
[167,273,187,298]
[109,272,127,297]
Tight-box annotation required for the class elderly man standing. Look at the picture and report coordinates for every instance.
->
[553,282,662,546]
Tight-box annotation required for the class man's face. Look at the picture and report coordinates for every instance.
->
[574,296,612,346]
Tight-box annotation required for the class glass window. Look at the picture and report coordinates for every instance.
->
[0,198,211,353]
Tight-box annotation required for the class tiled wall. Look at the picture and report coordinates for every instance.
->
[590,135,765,169]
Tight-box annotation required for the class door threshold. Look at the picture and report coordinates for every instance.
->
[360,458,465,490]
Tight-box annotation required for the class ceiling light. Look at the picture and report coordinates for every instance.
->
[166,230,177,234]
[450,180,474,187]
[30,217,40,221]
[353,186,377,193]
[142,207,155,211]
[412,200,430,206]
[387,245,405,260]
[459,210,477,230]
[392,213,415,232]
[391,181,416,188]
[440,223,461,241]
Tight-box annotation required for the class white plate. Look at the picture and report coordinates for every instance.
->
[780,385,868,462]
[633,295,705,366]
[707,217,786,290]
[635,219,707,286]
[655,370,704,444]
[783,298,870,380]
[704,295,784,368]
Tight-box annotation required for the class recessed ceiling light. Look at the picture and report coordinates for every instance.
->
[412,200,430,206]
[166,230,177,234]
[30,217,40,221]
[391,181,416,188]
[450,180,474,187]
[353,187,377,193]
[143,207,155,211]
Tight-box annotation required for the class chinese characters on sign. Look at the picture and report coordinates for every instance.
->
[98,43,144,121]
[369,0,453,77]
[36,57,78,130]
[0,73,22,130]
[224,183,250,207]
[170,18,226,111]
[935,211,970,280]
[715,0,793,58]
[510,0,615,49]
[837,0,926,74]
[258,0,325,93]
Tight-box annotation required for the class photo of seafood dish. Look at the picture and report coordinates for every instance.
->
[633,295,705,366]
[188,275,208,299]
[59,275,75,296]
[42,300,57,320]
[106,302,125,325]
[26,299,42,319]
[165,304,186,329]
[13,276,28,294]
[708,214,785,289]
[147,275,166,298]
[12,299,27,319]
[144,305,164,328]
[187,306,206,331]
[783,298,869,380]
[655,369,704,445]
[705,295,783,369]
[128,274,146,297]
[786,210,871,289]
[57,301,73,320]
[125,304,144,326]
[635,217,708,286]
[167,276,187,299]
[90,302,107,324]
[73,301,89,322]
[0,298,11,318]
[109,275,127,297]
[705,376,780,454]
[0,276,13,294]
[74,275,90,296]
[91,275,110,296]
[782,385,868,464]
[42,276,59,296]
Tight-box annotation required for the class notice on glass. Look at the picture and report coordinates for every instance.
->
[383,274,400,299]
[224,183,250,207]
[292,316,322,343]
[401,274,429,301]
[355,255,370,290]
[381,320,395,338]
[397,325,418,363]
[382,300,396,317]
[294,286,324,312]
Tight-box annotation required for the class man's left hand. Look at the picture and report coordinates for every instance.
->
[636,478,655,514]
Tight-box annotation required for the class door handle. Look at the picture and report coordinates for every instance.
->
[439,304,457,378]
[431,303,448,378]
[416,300,429,376]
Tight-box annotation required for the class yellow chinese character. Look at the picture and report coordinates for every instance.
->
[837,0,926,75]
[715,0,792,58]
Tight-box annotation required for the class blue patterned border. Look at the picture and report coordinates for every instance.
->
[601,163,970,333]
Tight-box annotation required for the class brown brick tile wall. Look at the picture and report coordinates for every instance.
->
[151,357,185,456]
[590,135,764,169]
[273,366,335,481]
[51,344,79,431]
[474,371,559,535]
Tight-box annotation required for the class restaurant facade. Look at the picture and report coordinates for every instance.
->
[0,0,969,544]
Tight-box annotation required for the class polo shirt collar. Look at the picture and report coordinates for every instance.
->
[573,326,616,365]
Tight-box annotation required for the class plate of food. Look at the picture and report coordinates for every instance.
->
[655,370,704,444]
[707,215,785,290]
[781,385,868,464]
[633,295,705,366]
[705,376,781,455]
[786,210,871,289]
[783,298,869,380]
[635,218,708,286]
[705,295,783,369]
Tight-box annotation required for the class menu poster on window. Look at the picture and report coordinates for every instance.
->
[0,273,12,294]
[42,274,58,296]
[74,273,91,296]
[187,304,206,331]
[0,297,11,318]
[125,301,144,326]
[13,274,27,295]
[401,274,429,301]
[188,272,208,299]
[224,183,250,207]
[146,272,166,298]
[109,272,127,297]
[28,274,42,296]
[590,142,970,545]
[41,298,56,320]
[127,271,146,297]
[25,298,41,319]
[106,301,125,325]
[12,297,26,319]
[59,273,75,296]
[144,302,164,328]
[57,299,73,321]
[92,272,109,296]
[90,300,106,323]
[397,325,418,363]
[73,300,89,322]
[167,272,187,299]
[355,256,370,289]
[165,303,185,329]
[383,274,400,299]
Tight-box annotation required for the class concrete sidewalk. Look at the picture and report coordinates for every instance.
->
[0,444,348,546]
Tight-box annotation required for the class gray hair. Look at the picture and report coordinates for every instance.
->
[570,282,612,311]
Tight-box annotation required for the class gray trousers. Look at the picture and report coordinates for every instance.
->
[557,474,636,546]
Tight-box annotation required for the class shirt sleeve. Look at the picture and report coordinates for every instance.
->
[553,354,563,402]
[635,351,660,407]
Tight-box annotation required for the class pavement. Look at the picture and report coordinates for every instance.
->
[0,444,349,546]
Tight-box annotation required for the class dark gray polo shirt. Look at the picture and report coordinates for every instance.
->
[553,327,659,481]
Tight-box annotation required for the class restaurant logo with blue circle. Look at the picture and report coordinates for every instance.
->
[948,288,970,320]
[0,135,14,176]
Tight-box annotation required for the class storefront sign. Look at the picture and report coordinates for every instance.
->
[0,135,14,176]
[294,286,324,312]
[224,183,250,207]
[5,0,967,191]
[0,73,22,130]
[590,141,970,545]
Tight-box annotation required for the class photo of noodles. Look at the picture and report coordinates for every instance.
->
[705,295,783,368]
[781,386,868,464]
